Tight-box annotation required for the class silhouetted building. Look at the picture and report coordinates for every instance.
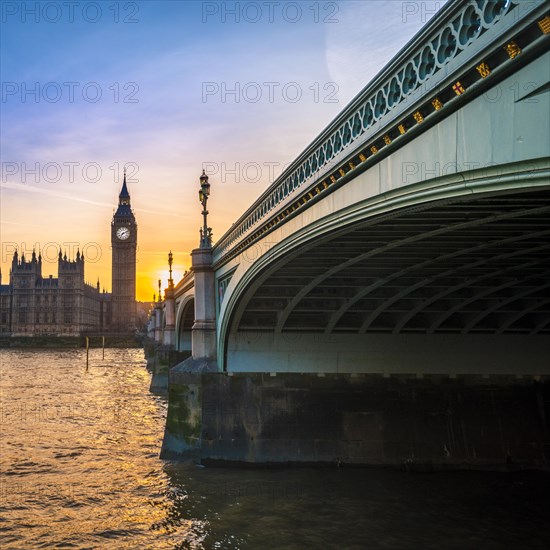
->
[0,270,11,334]
[0,249,108,336]
[0,174,138,337]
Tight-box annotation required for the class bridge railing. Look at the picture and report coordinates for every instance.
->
[212,0,547,265]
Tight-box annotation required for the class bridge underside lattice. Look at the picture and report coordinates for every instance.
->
[237,188,550,336]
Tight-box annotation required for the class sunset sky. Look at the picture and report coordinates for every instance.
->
[1,0,445,301]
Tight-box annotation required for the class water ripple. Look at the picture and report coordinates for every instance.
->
[2,349,550,549]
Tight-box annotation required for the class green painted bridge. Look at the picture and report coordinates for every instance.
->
[149,0,550,466]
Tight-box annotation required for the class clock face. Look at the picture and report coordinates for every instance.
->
[116,227,130,240]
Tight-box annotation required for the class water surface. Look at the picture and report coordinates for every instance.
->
[1,349,548,549]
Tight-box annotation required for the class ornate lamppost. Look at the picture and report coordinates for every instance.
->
[158,278,162,301]
[198,170,212,248]
[188,168,216,363]
[163,250,176,346]
[168,250,174,288]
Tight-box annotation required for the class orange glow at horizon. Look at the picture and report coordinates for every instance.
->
[0,166,263,303]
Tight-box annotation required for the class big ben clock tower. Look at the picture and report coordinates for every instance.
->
[111,171,137,331]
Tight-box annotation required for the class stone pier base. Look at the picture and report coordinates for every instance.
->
[145,342,191,393]
[160,372,550,469]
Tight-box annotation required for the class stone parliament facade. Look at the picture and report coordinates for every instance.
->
[0,176,138,338]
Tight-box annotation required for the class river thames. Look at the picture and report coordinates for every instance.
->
[1,348,549,549]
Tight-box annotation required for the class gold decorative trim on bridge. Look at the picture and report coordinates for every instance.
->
[476,62,491,78]
[431,98,443,110]
[413,111,424,124]
[452,81,465,95]
[538,15,550,34]
[504,41,521,59]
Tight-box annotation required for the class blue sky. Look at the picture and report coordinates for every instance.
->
[0,0,446,298]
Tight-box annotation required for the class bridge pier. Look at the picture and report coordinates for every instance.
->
[163,285,176,347]
[160,247,218,457]
[154,299,162,343]
[160,371,549,468]
[147,345,191,393]
[145,285,188,392]
[190,247,217,363]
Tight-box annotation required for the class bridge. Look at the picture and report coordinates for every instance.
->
[149,0,550,467]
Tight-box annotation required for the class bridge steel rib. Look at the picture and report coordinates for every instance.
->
[221,178,546,329]
[496,298,550,335]
[276,201,550,335]
[531,317,550,336]
[425,271,549,334]
[397,260,550,335]
[326,232,550,335]
[357,234,550,334]
[461,282,550,334]
[359,259,550,335]
[267,200,549,335]
[271,177,550,333]
[327,245,547,335]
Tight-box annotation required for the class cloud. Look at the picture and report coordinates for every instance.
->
[0,181,183,217]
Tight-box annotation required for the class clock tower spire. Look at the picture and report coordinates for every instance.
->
[111,168,137,332]
[118,168,131,206]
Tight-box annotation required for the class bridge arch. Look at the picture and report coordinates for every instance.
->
[175,295,194,352]
[218,163,550,373]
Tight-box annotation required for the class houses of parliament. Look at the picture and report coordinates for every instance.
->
[0,176,138,337]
